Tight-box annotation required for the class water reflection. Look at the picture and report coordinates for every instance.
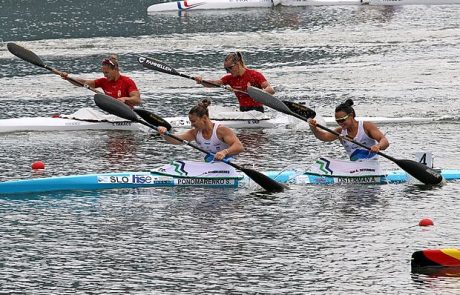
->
[105,133,138,163]
[412,267,460,278]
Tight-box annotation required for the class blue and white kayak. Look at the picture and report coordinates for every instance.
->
[148,0,279,13]
[265,169,460,185]
[0,159,459,195]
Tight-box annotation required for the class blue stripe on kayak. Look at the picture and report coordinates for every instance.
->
[0,169,459,195]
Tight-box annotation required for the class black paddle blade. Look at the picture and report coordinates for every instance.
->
[134,109,172,131]
[138,56,179,76]
[282,101,316,120]
[7,43,45,68]
[395,159,444,185]
[94,94,139,122]
[239,167,285,193]
[247,86,293,115]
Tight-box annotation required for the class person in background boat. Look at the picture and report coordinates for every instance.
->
[58,55,141,108]
[194,51,275,113]
[308,99,390,161]
[157,99,244,162]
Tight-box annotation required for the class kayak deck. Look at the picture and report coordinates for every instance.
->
[0,117,144,133]
[0,169,458,195]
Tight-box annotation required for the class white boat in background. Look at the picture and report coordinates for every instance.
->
[147,0,460,13]
[366,0,460,5]
[147,0,279,13]
[0,105,449,133]
[166,104,444,130]
[281,0,361,6]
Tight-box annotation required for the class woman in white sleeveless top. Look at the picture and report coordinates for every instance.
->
[308,99,389,161]
[157,99,244,161]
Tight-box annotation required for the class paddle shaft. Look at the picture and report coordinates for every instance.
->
[138,56,246,93]
[44,64,103,94]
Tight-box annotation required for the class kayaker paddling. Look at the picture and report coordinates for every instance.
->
[309,99,390,161]
[157,99,244,162]
[194,52,275,113]
[58,55,141,108]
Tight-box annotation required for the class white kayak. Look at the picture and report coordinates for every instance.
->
[147,0,460,11]
[0,105,447,133]
[166,104,443,129]
[0,108,146,133]
[148,0,280,13]
[365,0,460,5]
[281,0,362,6]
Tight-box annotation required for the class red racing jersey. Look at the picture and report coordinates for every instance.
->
[94,75,138,99]
[221,68,268,108]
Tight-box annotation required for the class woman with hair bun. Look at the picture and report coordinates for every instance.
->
[58,54,141,107]
[308,99,389,161]
[194,51,274,113]
[157,99,244,162]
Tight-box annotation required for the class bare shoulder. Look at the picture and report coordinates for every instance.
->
[216,124,234,136]
[363,121,379,130]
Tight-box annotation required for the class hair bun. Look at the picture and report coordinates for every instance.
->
[344,99,354,107]
[199,98,212,108]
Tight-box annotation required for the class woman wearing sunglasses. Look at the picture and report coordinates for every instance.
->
[195,52,274,113]
[59,55,141,108]
[157,99,244,162]
[308,99,389,161]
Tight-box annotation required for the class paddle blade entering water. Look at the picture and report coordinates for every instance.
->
[134,109,172,131]
[7,43,45,68]
[94,94,139,122]
[239,167,285,193]
[395,159,444,185]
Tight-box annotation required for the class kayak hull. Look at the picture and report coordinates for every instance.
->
[0,117,145,133]
[1,169,458,195]
[166,115,439,129]
[0,172,242,194]
[367,0,460,5]
[148,0,277,13]
[281,0,362,6]
[0,105,447,133]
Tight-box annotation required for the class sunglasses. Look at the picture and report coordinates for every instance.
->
[102,59,116,67]
[224,63,236,73]
[335,114,350,124]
